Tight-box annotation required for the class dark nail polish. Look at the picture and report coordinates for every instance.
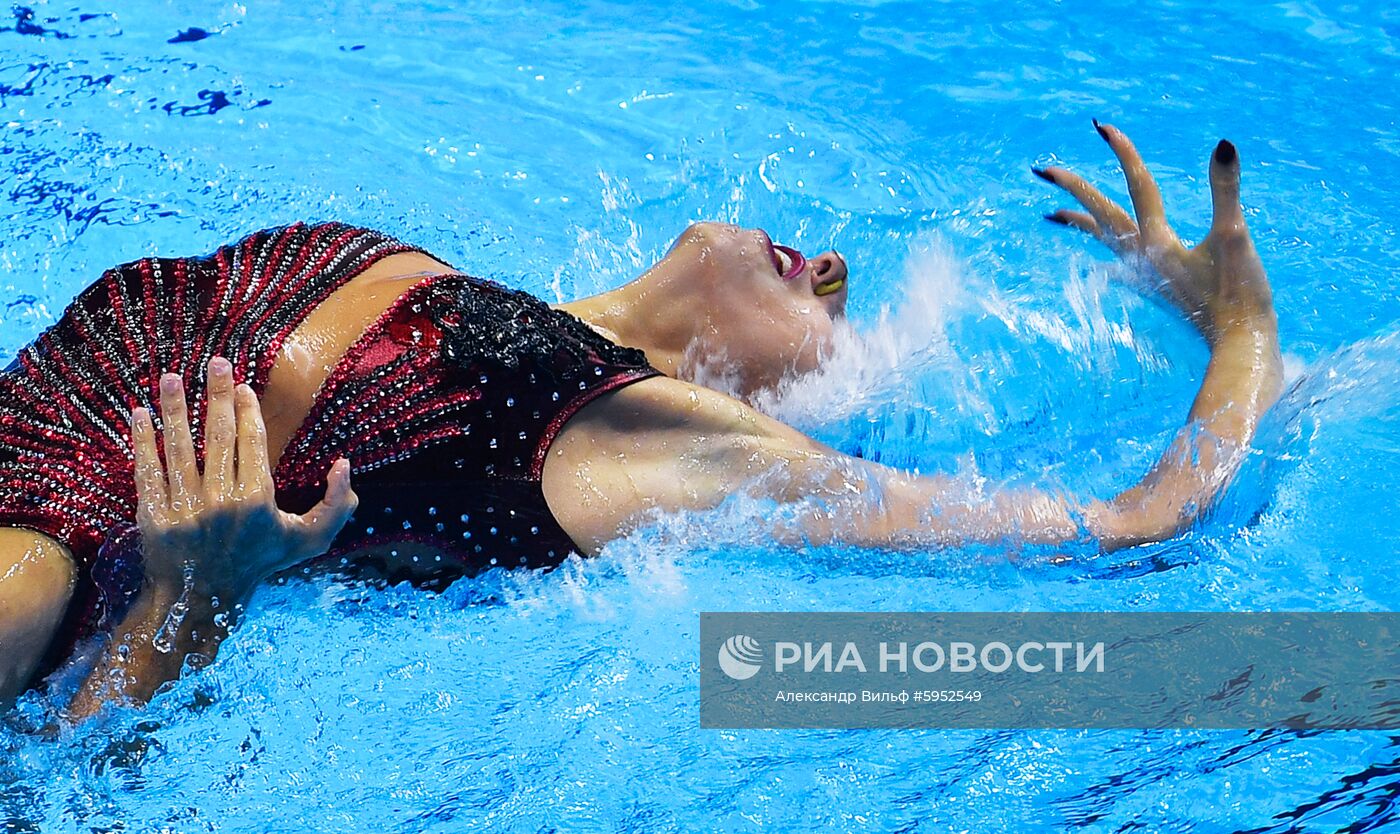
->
[1093,118,1110,142]
[1031,167,1055,183]
[1214,139,1237,165]
[1044,213,1069,226]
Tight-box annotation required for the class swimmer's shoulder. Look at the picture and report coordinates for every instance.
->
[541,375,822,554]
[560,374,770,436]
[563,375,816,477]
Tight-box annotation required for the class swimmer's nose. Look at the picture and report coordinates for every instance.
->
[811,251,847,283]
[807,251,848,300]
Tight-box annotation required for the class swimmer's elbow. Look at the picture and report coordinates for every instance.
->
[1086,496,1198,552]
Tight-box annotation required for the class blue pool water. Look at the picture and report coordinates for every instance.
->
[4,0,1400,830]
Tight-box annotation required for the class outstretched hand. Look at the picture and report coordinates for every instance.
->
[131,356,357,601]
[1035,121,1275,343]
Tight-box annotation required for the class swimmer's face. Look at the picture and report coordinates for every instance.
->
[646,222,848,397]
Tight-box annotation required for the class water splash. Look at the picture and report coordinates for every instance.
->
[749,236,968,431]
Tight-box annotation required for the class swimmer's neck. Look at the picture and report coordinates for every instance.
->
[553,277,689,379]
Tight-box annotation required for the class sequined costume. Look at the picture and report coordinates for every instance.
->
[0,222,661,673]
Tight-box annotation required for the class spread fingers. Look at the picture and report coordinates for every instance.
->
[1044,209,1107,241]
[1208,139,1246,236]
[1093,120,1174,245]
[1032,166,1139,253]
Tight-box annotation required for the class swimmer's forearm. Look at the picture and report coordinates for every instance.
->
[1085,310,1283,549]
[66,577,228,720]
[762,453,1090,551]
[763,311,1281,553]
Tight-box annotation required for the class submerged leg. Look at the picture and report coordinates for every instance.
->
[0,528,75,703]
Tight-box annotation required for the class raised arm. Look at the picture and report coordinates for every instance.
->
[67,358,357,720]
[1033,124,1283,547]
[544,127,1282,555]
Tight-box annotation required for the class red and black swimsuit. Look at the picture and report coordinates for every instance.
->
[0,222,662,673]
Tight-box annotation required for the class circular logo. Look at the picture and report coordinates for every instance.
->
[718,634,763,680]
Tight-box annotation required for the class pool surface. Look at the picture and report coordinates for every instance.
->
[3,0,1400,831]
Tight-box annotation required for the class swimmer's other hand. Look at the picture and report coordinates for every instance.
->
[130,356,358,602]
[1036,121,1275,344]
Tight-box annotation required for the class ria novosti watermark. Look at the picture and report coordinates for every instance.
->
[745,635,1105,675]
[700,612,1400,729]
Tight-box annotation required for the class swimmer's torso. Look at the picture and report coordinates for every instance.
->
[240,231,663,585]
[259,250,462,575]
[0,224,672,672]
[261,250,460,467]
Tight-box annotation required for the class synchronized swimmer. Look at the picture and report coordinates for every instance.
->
[0,123,1282,719]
